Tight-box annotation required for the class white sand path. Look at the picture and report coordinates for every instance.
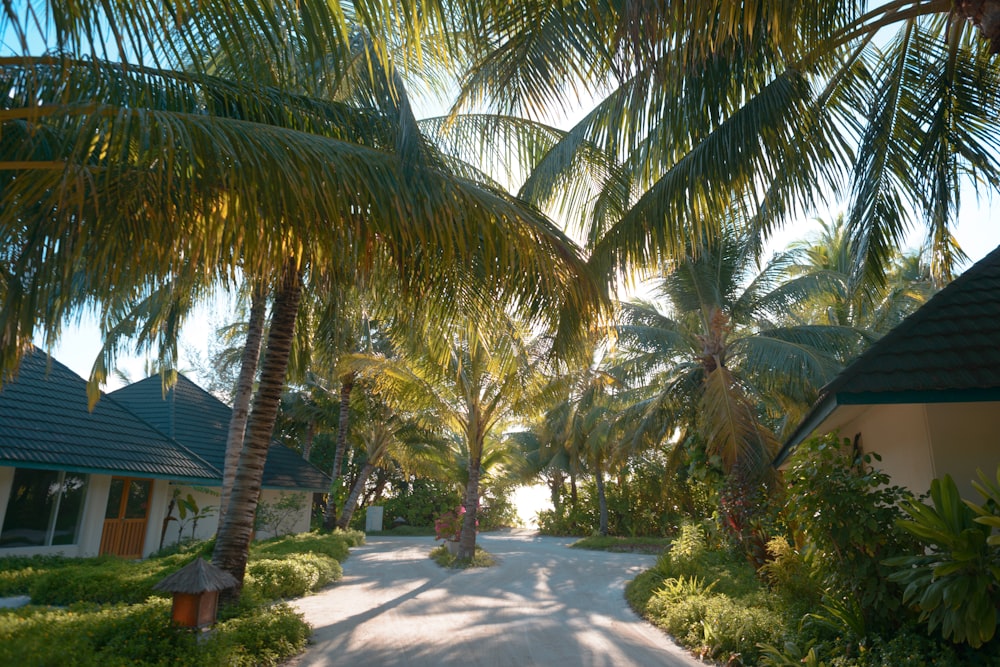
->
[289,530,705,667]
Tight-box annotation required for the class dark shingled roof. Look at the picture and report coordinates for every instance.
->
[110,375,330,492]
[776,244,1000,465]
[0,350,219,481]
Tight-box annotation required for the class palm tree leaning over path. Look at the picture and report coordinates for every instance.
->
[451,2,1000,294]
[1,11,603,600]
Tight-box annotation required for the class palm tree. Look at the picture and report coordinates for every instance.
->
[1,8,602,599]
[335,392,439,529]
[354,316,543,559]
[782,216,939,335]
[612,224,862,553]
[449,2,1000,294]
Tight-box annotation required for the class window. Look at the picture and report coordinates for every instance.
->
[1,469,88,548]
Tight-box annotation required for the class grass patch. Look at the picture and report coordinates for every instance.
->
[366,525,437,537]
[625,541,793,665]
[430,544,496,568]
[570,535,671,554]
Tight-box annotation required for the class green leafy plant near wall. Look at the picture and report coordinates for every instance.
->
[887,469,1000,648]
[784,433,916,635]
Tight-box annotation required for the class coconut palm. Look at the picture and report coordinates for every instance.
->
[1,9,601,600]
[612,223,863,552]
[450,2,1000,293]
[782,216,939,335]
[335,392,440,529]
[354,315,543,558]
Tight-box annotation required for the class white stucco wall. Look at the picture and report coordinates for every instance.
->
[831,403,937,494]
[924,402,1000,500]
[818,400,1000,500]
[157,484,223,549]
[159,485,312,546]
[253,490,312,540]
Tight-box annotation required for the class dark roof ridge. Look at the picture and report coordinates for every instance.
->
[775,243,1000,466]
[818,243,1000,399]
[94,379,223,479]
[1,349,220,480]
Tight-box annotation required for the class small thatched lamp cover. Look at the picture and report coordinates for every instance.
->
[154,558,238,629]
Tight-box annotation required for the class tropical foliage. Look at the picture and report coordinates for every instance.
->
[888,468,1000,648]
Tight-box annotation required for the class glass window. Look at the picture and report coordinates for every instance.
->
[1,469,89,548]
[51,474,88,546]
[124,479,151,519]
[105,478,124,519]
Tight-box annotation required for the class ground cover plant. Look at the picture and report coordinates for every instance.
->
[570,535,671,554]
[625,437,1000,665]
[429,544,496,569]
[0,530,362,666]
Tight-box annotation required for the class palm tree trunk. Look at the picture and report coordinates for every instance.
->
[458,450,482,560]
[368,468,389,506]
[301,419,315,461]
[595,462,608,536]
[337,461,375,529]
[217,282,267,526]
[549,470,563,513]
[956,0,1000,53]
[213,261,302,603]
[323,370,355,530]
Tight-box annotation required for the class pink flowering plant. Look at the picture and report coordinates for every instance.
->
[434,506,476,541]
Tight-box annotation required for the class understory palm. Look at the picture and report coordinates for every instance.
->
[353,316,541,559]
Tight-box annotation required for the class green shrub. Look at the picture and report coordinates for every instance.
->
[245,553,342,599]
[0,600,196,666]
[0,599,311,667]
[27,558,175,606]
[759,536,821,610]
[851,625,1000,666]
[203,603,311,667]
[429,544,495,568]
[0,555,73,597]
[625,569,668,612]
[380,478,462,527]
[648,586,785,663]
[886,471,1000,648]
[251,529,361,562]
[478,482,520,530]
[665,522,707,575]
[785,433,916,634]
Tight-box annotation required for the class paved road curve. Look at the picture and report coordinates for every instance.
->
[290,530,705,667]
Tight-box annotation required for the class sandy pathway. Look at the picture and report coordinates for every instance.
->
[289,530,704,667]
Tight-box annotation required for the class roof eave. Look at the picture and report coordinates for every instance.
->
[774,393,839,467]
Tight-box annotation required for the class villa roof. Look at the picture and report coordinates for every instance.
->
[775,243,1000,465]
[0,350,219,482]
[110,375,329,492]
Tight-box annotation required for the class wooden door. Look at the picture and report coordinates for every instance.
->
[100,477,152,558]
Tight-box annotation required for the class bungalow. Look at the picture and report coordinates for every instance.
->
[0,349,329,559]
[775,245,1000,500]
